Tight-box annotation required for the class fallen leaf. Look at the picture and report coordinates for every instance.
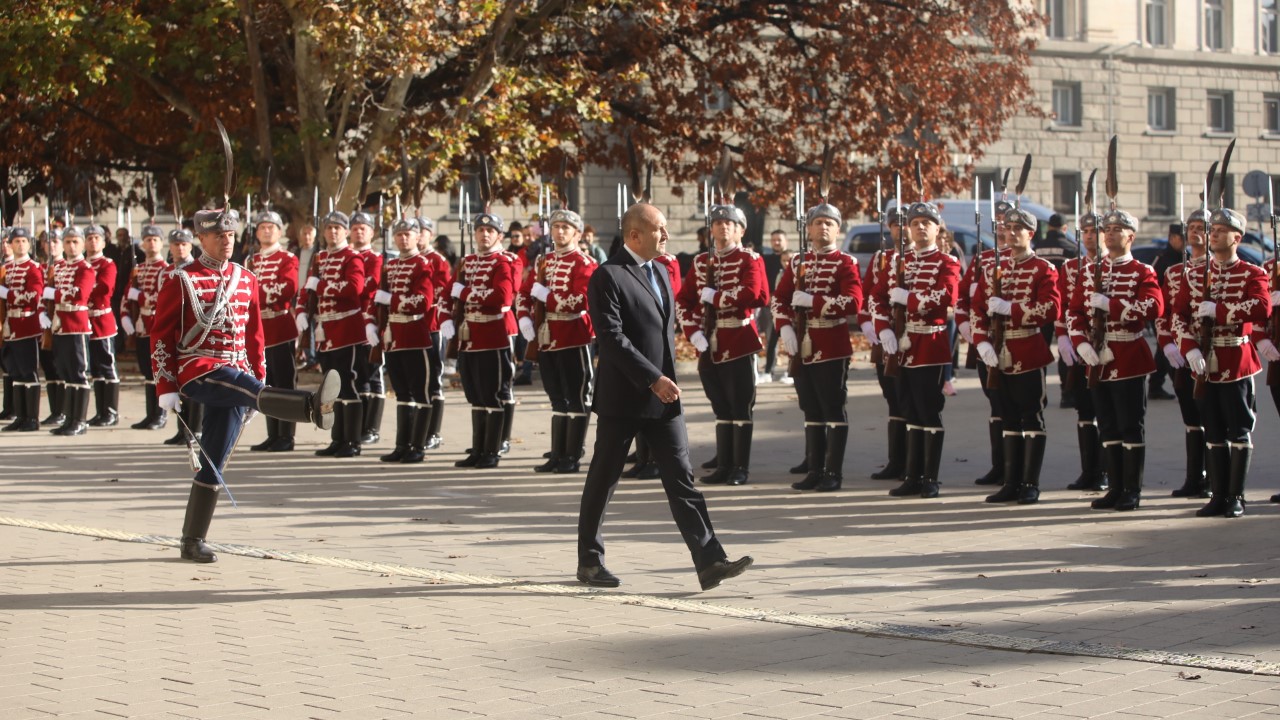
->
[1239,579,1264,584]
[1177,671,1202,681]
[191,577,211,581]
[309,538,326,542]
[977,574,988,579]
[410,517,430,522]
[971,680,996,688]
[1240,625,1256,630]
[105,478,119,483]
[1191,573,1208,578]
[1052,568,1069,573]
[447,555,465,559]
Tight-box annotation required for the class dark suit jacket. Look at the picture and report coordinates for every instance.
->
[588,249,680,421]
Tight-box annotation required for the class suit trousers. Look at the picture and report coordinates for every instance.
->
[1092,376,1146,446]
[577,412,727,571]
[991,368,1047,433]
[874,360,902,418]
[88,337,118,382]
[53,334,89,386]
[386,348,429,404]
[318,344,359,400]
[2,337,39,384]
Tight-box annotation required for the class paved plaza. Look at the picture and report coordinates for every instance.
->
[2,359,1280,719]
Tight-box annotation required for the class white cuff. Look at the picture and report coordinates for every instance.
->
[531,283,551,303]
[42,287,56,301]
[126,287,141,301]
[305,276,320,291]
[451,282,466,299]
[374,290,393,305]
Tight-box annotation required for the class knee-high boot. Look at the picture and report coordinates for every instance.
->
[180,483,220,563]
[535,415,567,472]
[1196,443,1230,516]
[974,418,1003,485]
[791,424,827,490]
[919,428,945,499]
[815,424,849,492]
[985,431,1024,503]
[727,422,753,487]
[1171,427,1207,498]
[1091,443,1125,509]
[890,426,925,497]
[476,409,505,468]
[401,404,432,464]
[380,403,413,462]
[455,409,486,467]
[1115,444,1145,511]
[1222,443,1251,518]
[556,415,589,474]
[1017,432,1047,505]
[870,418,906,480]
[425,398,444,450]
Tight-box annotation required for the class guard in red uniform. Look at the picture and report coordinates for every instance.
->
[161,230,203,446]
[517,208,597,474]
[859,207,906,483]
[440,211,519,469]
[297,211,367,457]
[246,211,301,452]
[1055,213,1108,492]
[957,201,1014,487]
[43,225,96,436]
[83,224,120,427]
[1171,208,1268,518]
[1155,210,1210,498]
[1,227,46,432]
[374,219,436,464]
[1254,257,1280,505]
[1068,209,1163,511]
[772,200,862,491]
[416,217,452,450]
[676,204,768,486]
[971,207,1061,505]
[871,202,961,499]
[38,230,66,427]
[152,207,338,563]
[350,211,385,445]
[121,225,170,430]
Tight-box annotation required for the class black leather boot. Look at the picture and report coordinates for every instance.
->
[499,402,515,455]
[1068,422,1107,490]
[986,432,1024,503]
[401,405,431,464]
[919,428,945,498]
[476,409,505,468]
[1,383,26,432]
[727,422,753,486]
[132,384,158,430]
[1091,443,1124,509]
[1017,432,1046,505]
[974,418,1003,485]
[180,483,220,563]
[314,404,345,457]
[251,417,279,451]
[1115,444,1144,511]
[425,398,444,450]
[164,404,190,445]
[890,426,924,497]
[52,385,90,436]
[790,424,827,490]
[270,421,295,452]
[101,381,120,426]
[701,423,734,484]
[15,384,41,432]
[1223,443,1250,518]
[42,382,65,426]
[1170,427,1208,498]
[334,401,363,457]
[870,418,906,480]
[1196,444,1230,516]
[535,415,567,472]
[360,394,384,445]
[456,410,487,467]
[86,379,107,426]
[816,424,849,492]
[0,376,12,422]
[261,371,338,430]
[556,415,589,473]
[380,403,413,462]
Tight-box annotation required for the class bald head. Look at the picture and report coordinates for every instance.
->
[622,203,668,261]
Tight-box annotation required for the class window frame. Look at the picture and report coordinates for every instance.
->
[1148,172,1177,218]
[1052,81,1082,128]
[1206,90,1234,133]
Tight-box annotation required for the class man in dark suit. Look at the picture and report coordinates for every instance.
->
[576,202,752,591]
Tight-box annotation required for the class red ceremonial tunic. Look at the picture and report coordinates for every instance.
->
[870,247,961,368]
[1068,255,1163,381]
[248,247,299,348]
[302,244,366,352]
[1055,255,1095,339]
[654,253,682,298]
[675,246,769,364]
[3,257,45,341]
[857,247,895,327]
[1172,257,1269,383]
[971,252,1060,374]
[128,258,168,338]
[771,248,863,364]
[516,248,597,352]
[357,247,383,325]
[51,257,96,336]
[85,254,118,340]
[956,247,1012,329]
[150,255,265,397]
[1156,256,1206,349]
[456,250,518,352]
[378,252,435,352]
[422,248,453,332]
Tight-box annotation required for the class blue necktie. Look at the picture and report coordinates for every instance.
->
[644,262,664,312]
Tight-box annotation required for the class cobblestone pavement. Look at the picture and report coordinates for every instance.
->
[2,361,1279,719]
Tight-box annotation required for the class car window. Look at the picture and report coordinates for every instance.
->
[848,231,890,254]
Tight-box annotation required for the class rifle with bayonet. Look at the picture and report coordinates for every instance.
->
[1194,140,1235,399]
[700,148,732,372]
[1088,138,1119,389]
[526,181,552,363]
[447,159,486,360]
[1267,177,1280,387]
[871,176,886,366]
[297,185,322,366]
[885,172,906,378]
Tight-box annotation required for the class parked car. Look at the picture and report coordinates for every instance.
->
[842,223,993,270]
[1132,238,1263,267]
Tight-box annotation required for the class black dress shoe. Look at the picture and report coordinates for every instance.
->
[1148,386,1175,400]
[576,565,621,588]
[698,556,753,591]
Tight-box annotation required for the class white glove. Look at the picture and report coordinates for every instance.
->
[295,313,309,334]
[1196,301,1217,319]
[781,325,799,355]
[1271,290,1280,307]
[700,286,717,305]
[889,287,910,306]
[450,282,466,299]
[958,321,973,344]
[1089,293,1110,312]
[519,316,536,341]
[791,290,814,308]
[42,287,55,301]
[1257,338,1280,362]
[374,290,392,306]
[0,286,9,301]
[1057,335,1077,366]
[531,282,551,303]
[305,276,320,291]
[38,313,51,330]
[690,330,709,353]
[860,320,877,344]
[1077,342,1100,366]
[126,287,140,301]
[365,323,380,347]
[159,392,182,413]
[968,282,978,298]
[1186,348,1206,375]
[986,297,1012,316]
[878,329,898,355]
[1162,342,1186,369]
[121,315,135,336]
[440,319,456,343]
[977,341,999,368]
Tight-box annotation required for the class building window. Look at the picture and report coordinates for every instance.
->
[448,174,482,216]
[1144,0,1169,46]
[1045,0,1071,39]
[1265,0,1279,54]
[1204,0,1226,51]
[1149,173,1176,217]
[1052,172,1081,215]
[1266,95,1280,134]
[1052,82,1082,127]
[704,86,730,113]
[976,170,1001,199]
[1148,88,1176,131]
[1207,91,1234,132]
